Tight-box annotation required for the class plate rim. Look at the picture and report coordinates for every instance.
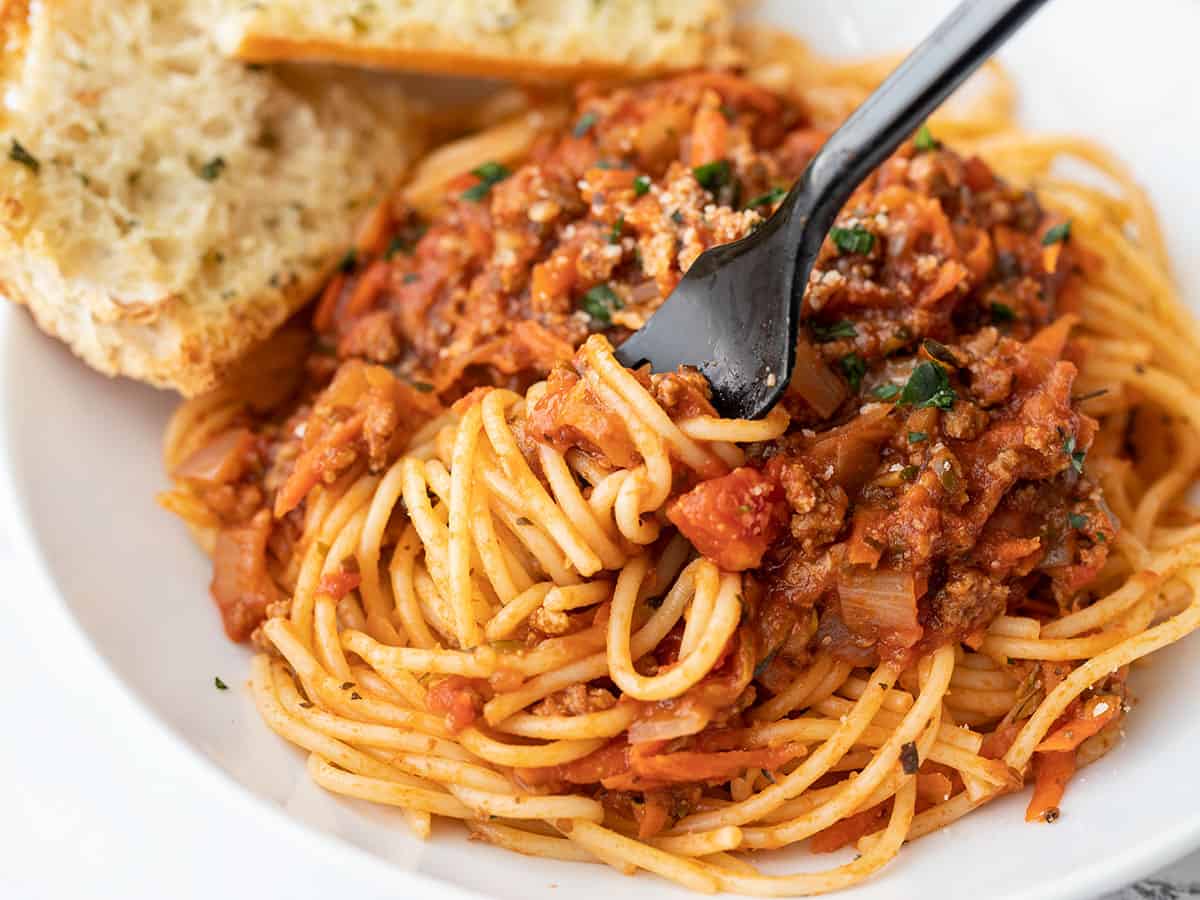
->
[0,307,492,900]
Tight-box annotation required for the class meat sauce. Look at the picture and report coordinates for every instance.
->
[178,74,1113,810]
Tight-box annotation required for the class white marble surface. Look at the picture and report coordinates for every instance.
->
[0,479,1197,899]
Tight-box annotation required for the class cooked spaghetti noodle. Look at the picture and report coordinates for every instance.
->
[160,30,1200,895]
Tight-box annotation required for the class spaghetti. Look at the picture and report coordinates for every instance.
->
[160,30,1200,896]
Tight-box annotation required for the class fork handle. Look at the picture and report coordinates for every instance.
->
[786,0,1052,250]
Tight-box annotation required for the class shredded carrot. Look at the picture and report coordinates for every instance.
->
[1036,694,1120,752]
[810,801,891,853]
[1042,241,1063,274]
[1025,750,1075,823]
[312,272,346,334]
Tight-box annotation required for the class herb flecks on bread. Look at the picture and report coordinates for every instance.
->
[0,0,423,395]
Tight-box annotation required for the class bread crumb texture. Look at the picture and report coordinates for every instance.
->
[0,0,423,394]
[216,0,737,79]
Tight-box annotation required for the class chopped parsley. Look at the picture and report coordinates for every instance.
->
[900,361,956,410]
[581,283,623,323]
[745,186,786,209]
[914,124,940,152]
[692,159,732,191]
[198,156,226,181]
[1068,512,1089,530]
[338,248,358,273]
[573,111,599,138]
[907,431,928,444]
[461,161,511,202]
[1042,221,1072,245]
[754,645,782,679]
[402,273,420,284]
[670,209,685,225]
[900,465,920,482]
[872,383,901,401]
[900,741,920,775]
[830,226,875,255]
[385,236,411,259]
[8,139,39,173]
[633,174,651,197]
[840,353,867,391]
[1062,433,1086,473]
[609,214,624,244]
[811,319,857,342]
[922,338,957,367]
[409,380,435,393]
[990,301,1016,323]
[214,676,228,691]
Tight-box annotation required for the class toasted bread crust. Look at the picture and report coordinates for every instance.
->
[227,32,719,82]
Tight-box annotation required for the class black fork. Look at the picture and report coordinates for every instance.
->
[614,0,1052,419]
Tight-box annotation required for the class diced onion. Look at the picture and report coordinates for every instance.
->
[790,339,848,418]
[838,566,921,647]
[627,704,711,744]
[172,428,254,485]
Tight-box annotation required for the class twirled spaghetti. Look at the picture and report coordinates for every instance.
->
[160,31,1200,896]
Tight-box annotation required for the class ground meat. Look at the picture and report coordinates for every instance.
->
[923,567,1010,644]
[764,456,849,554]
[532,684,618,717]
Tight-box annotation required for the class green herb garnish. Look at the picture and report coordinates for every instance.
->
[214,677,228,691]
[573,111,599,138]
[581,283,623,323]
[1068,513,1088,530]
[410,381,435,394]
[692,159,732,191]
[914,124,939,152]
[461,161,511,202]
[609,214,624,244]
[1042,221,1072,245]
[900,361,956,410]
[990,302,1016,323]
[812,319,857,342]
[840,353,867,391]
[830,226,875,255]
[907,431,928,444]
[872,383,901,401]
[8,139,39,173]
[745,186,786,209]
[1062,433,1086,473]
[199,156,226,181]
[633,174,651,197]
[754,645,782,679]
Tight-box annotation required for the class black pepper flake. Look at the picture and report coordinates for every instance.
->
[350,692,362,700]
[515,516,533,527]
[340,681,355,690]
[8,139,40,173]
[1043,807,1060,823]
[900,741,920,774]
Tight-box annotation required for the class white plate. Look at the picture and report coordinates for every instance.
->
[4,1,1200,898]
